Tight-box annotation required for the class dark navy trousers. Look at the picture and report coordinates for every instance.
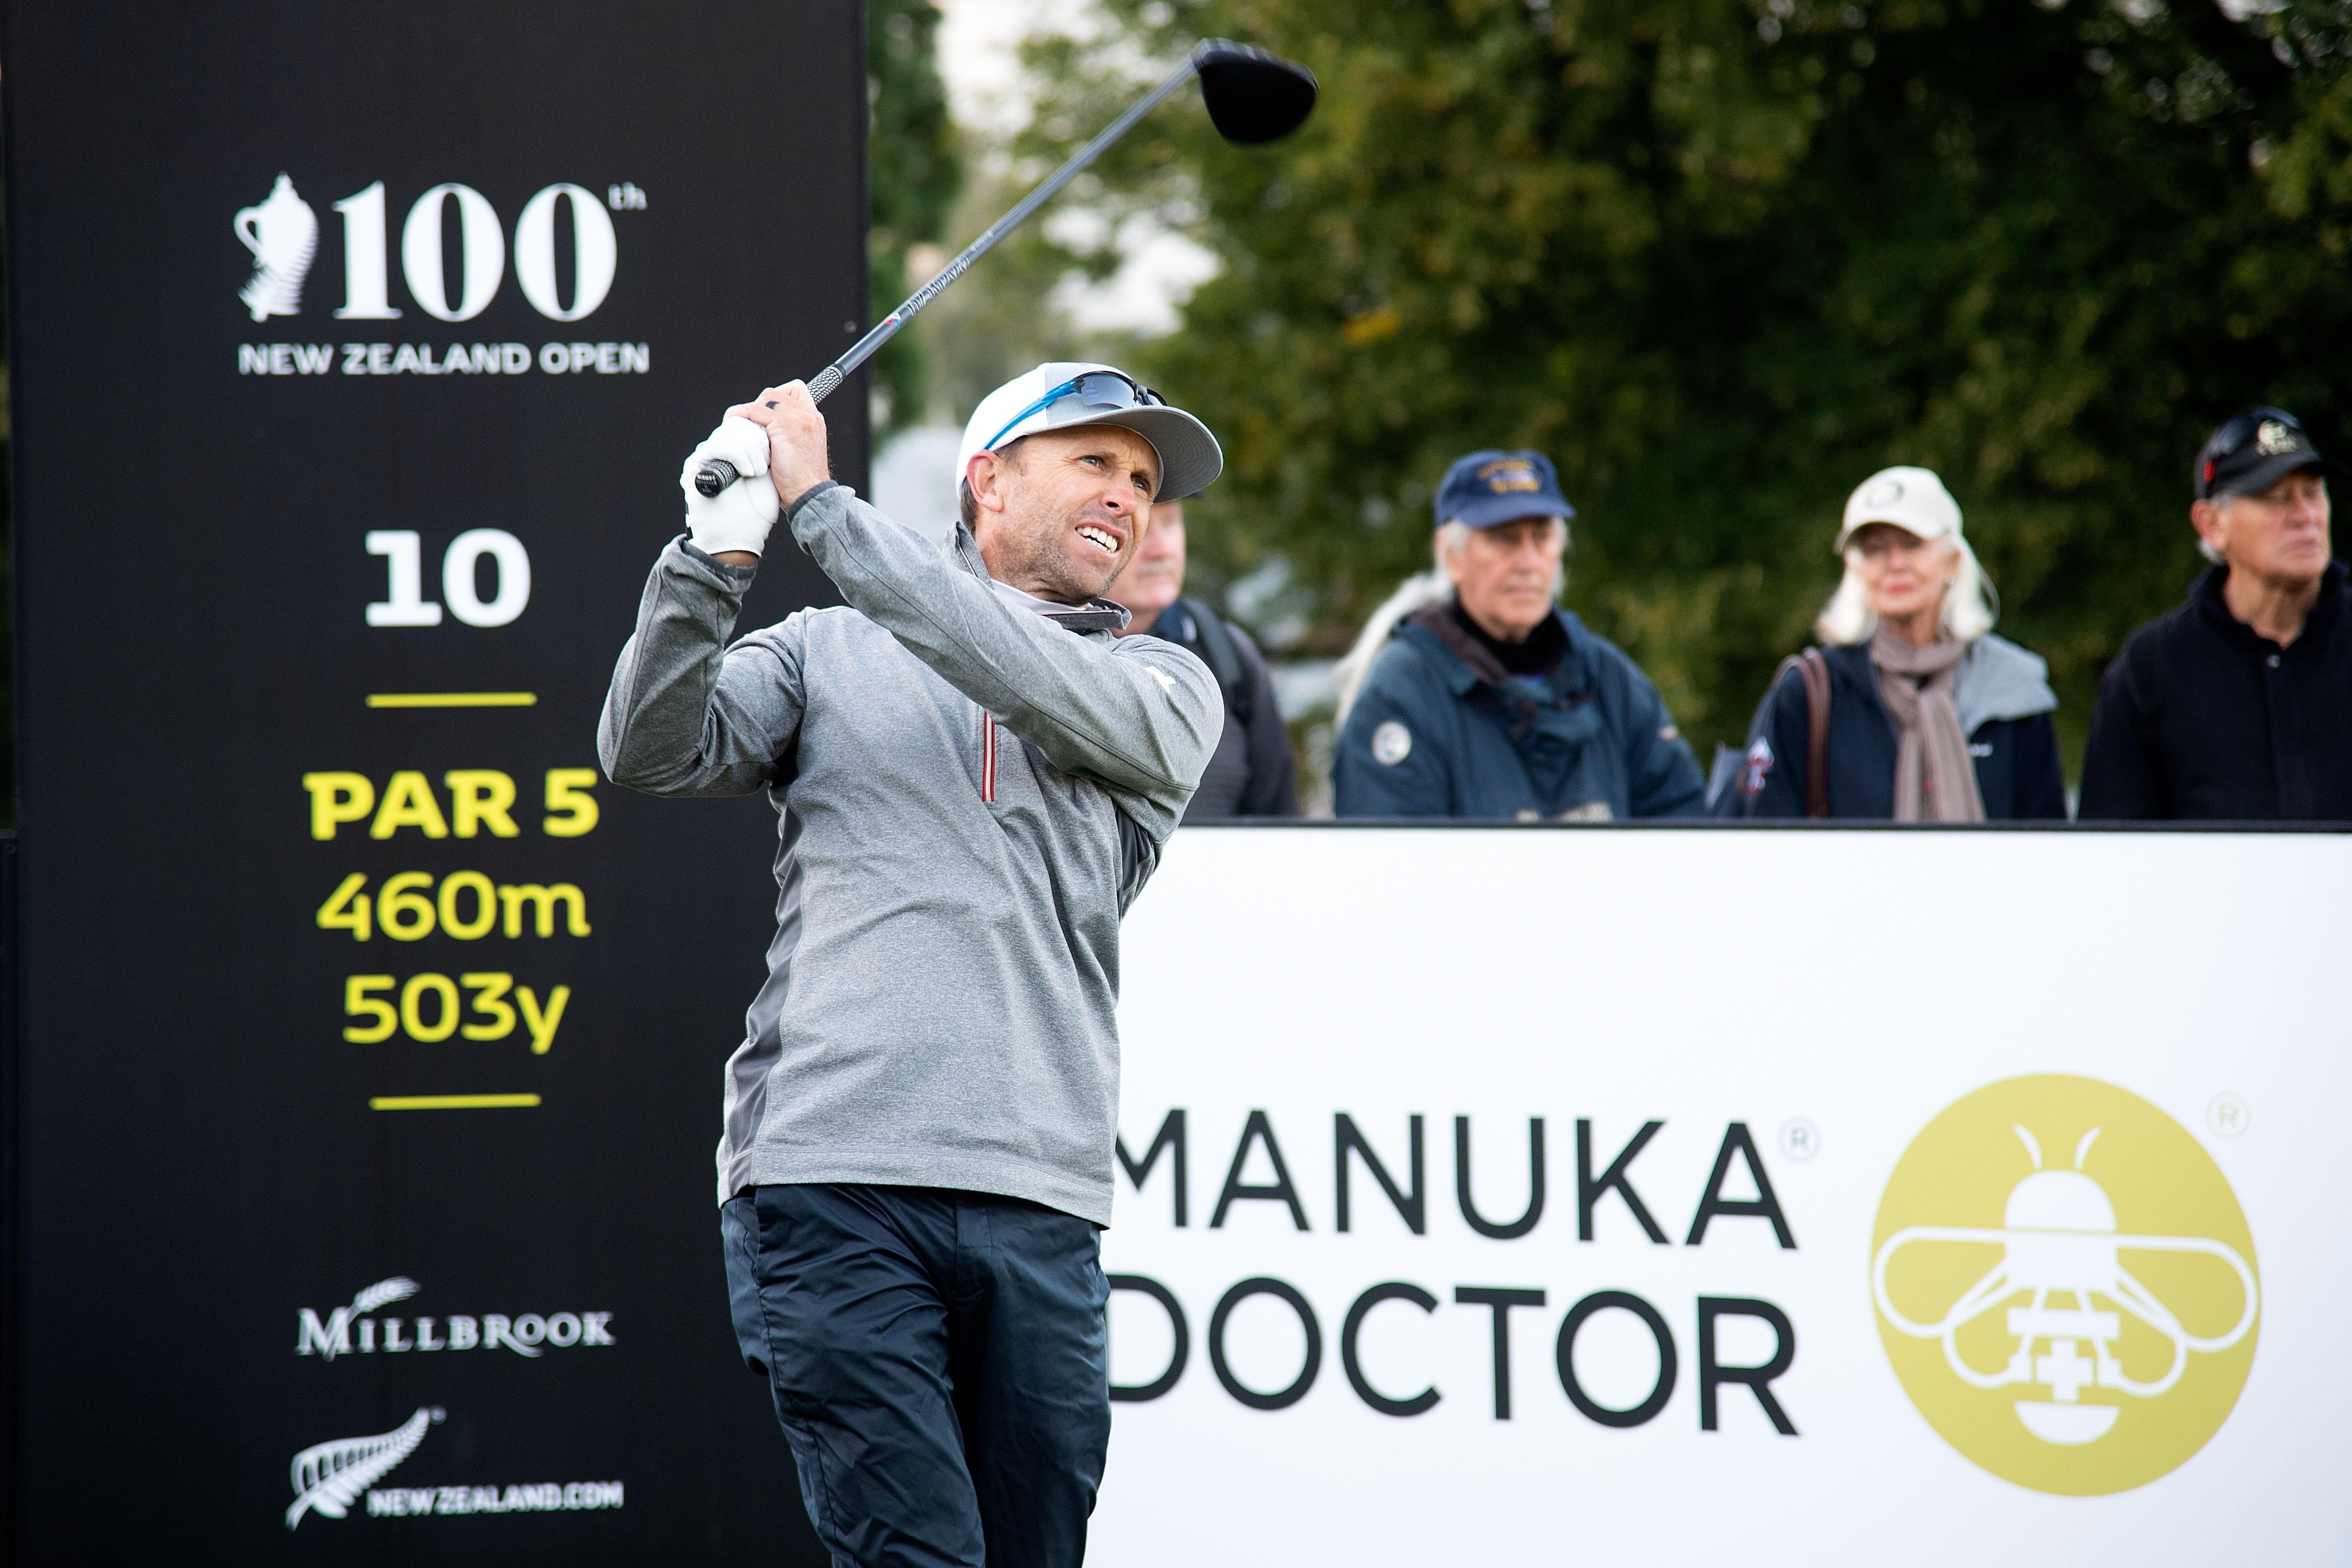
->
[720,1183,1111,1568]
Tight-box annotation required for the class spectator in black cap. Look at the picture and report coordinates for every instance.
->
[2080,407,2351,820]
[1118,499,1299,819]
[1330,449,1704,820]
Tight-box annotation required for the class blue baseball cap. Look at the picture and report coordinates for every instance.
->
[1434,449,1576,530]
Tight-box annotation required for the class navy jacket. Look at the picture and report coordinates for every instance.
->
[2080,562,2352,822]
[1334,604,1706,820]
[1137,597,1299,819]
[1730,638,2068,820]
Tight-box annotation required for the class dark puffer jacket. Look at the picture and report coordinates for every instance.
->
[1335,602,1706,820]
[1726,635,2068,820]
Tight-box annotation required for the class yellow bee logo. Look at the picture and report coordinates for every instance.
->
[1872,1076,2259,1494]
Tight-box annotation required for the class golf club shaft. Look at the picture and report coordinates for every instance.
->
[696,51,1204,497]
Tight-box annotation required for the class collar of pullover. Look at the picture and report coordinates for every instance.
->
[952,520,1131,632]
[988,576,1129,633]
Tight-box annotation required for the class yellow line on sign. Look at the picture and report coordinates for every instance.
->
[365,692,538,709]
[369,1093,543,1111]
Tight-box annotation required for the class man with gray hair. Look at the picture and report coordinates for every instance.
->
[1332,448,1704,820]
[599,362,1222,1565]
[2081,406,2351,820]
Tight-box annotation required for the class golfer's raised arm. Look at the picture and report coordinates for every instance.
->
[753,374,1227,810]
[789,484,1219,804]
[597,417,807,797]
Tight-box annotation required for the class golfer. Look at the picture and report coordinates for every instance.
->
[598,362,1224,1567]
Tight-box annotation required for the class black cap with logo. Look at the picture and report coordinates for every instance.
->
[2194,406,2341,501]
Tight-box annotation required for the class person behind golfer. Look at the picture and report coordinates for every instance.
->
[1117,498,1300,818]
[599,362,1223,1568]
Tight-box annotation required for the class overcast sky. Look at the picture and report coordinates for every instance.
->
[929,0,1216,336]
[935,0,1050,136]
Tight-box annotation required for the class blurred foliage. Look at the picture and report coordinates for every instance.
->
[908,167,1150,425]
[1015,0,2352,770]
[868,0,964,431]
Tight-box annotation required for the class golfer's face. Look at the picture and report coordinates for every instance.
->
[1013,425,1163,592]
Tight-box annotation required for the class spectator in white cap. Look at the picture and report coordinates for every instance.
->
[1723,465,2066,820]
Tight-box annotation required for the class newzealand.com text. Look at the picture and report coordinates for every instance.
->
[367,1481,623,1517]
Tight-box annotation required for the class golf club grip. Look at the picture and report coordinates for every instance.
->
[691,366,847,496]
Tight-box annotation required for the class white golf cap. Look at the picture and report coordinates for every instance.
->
[1834,465,1963,554]
[956,361,1222,502]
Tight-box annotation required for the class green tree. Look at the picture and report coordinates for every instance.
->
[1020,0,2352,771]
[907,166,1153,425]
[869,0,964,430]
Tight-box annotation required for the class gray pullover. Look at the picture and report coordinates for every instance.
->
[598,483,1221,1224]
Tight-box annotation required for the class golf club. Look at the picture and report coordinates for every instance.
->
[694,37,1317,498]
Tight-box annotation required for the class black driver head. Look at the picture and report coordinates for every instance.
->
[1191,39,1318,145]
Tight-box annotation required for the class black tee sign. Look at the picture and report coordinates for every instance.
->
[3,3,865,1560]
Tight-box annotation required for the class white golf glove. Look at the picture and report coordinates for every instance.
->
[679,416,780,558]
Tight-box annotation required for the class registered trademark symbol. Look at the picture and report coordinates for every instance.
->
[1779,1118,1820,1162]
[2207,1093,2250,1139]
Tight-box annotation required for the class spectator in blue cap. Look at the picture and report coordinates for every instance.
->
[1331,450,1705,820]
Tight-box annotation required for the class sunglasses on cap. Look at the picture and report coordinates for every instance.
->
[2206,406,2303,463]
[2197,405,2320,495]
[983,370,1166,453]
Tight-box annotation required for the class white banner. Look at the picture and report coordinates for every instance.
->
[1094,826,2346,1564]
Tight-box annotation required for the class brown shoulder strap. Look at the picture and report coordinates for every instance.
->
[1798,648,1830,819]
[1767,651,1832,818]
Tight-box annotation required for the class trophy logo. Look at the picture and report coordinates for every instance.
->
[1871,1075,2259,1495]
[235,173,318,322]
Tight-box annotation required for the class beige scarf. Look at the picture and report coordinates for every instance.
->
[1871,628,1985,823]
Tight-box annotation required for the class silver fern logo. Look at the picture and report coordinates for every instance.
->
[285,1406,444,1530]
[351,1276,420,1315]
[235,173,318,322]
